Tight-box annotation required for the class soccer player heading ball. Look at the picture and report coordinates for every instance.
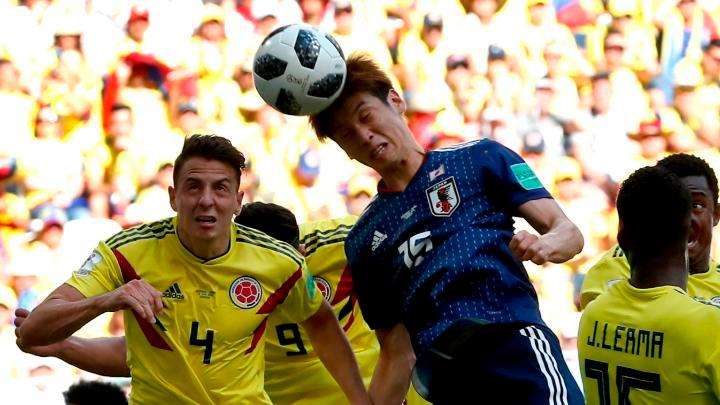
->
[309,53,585,403]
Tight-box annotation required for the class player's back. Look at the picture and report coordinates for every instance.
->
[579,279,720,404]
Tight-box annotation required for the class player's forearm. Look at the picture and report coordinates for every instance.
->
[540,217,584,263]
[18,295,108,347]
[369,324,415,404]
[56,336,130,377]
[303,303,370,405]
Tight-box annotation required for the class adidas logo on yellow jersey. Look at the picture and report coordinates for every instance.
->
[163,283,185,300]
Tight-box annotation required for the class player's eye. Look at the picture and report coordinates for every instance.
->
[693,202,704,210]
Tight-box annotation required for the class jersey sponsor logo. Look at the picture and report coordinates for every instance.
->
[428,164,445,181]
[401,205,417,220]
[371,230,387,251]
[229,276,263,309]
[426,177,460,217]
[162,283,184,300]
[510,163,543,190]
[314,276,332,302]
[76,249,102,276]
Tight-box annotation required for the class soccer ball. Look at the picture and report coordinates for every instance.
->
[253,23,346,116]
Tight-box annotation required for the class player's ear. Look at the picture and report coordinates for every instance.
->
[168,186,178,212]
[387,89,406,115]
[235,191,244,213]
[713,203,720,226]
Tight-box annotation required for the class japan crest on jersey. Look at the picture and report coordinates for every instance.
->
[426,177,460,217]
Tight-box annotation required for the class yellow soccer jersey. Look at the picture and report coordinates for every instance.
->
[66,218,323,405]
[579,280,720,404]
[580,245,720,309]
[264,215,380,405]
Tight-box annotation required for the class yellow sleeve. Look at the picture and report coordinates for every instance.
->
[276,260,324,324]
[699,309,720,398]
[65,241,123,298]
[580,246,631,309]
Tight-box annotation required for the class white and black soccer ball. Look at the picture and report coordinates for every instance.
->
[253,24,346,116]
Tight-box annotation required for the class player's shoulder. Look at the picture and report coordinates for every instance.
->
[235,223,303,267]
[300,215,355,257]
[433,138,487,154]
[104,217,175,250]
[588,245,630,275]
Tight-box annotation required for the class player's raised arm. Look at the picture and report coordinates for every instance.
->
[301,300,371,405]
[368,323,415,405]
[14,308,130,377]
[512,198,584,265]
[17,279,162,348]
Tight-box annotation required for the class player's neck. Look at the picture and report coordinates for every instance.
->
[689,255,711,275]
[629,256,688,291]
[177,227,231,261]
[378,147,425,192]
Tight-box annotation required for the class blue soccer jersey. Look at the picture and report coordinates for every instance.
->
[346,139,552,353]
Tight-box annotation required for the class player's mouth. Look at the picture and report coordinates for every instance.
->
[370,142,388,160]
[195,215,217,229]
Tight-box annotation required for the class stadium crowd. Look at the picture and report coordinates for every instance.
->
[0,0,719,401]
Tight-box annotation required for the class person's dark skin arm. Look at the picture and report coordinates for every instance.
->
[301,300,371,405]
[368,323,416,405]
[14,308,130,377]
[511,198,584,265]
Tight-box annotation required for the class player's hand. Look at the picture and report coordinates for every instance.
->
[99,280,163,323]
[509,231,552,265]
[14,308,65,356]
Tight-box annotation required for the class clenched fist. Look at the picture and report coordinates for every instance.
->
[509,231,553,265]
[99,279,163,323]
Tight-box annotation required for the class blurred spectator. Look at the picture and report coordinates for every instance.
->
[0,59,35,154]
[570,72,637,191]
[331,0,394,71]
[516,78,567,159]
[344,173,376,216]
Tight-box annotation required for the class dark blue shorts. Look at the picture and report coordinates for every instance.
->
[412,321,584,404]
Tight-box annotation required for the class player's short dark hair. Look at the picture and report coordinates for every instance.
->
[173,134,246,186]
[234,202,299,249]
[617,166,692,260]
[63,380,127,405]
[310,53,394,141]
[656,153,719,205]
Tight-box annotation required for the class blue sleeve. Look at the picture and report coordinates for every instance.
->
[480,140,552,209]
[345,244,402,331]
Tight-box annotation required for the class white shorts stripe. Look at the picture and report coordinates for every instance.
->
[532,326,569,405]
[521,326,558,404]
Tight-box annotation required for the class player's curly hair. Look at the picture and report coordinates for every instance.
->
[617,166,691,260]
[656,153,719,205]
[309,53,394,141]
[173,134,246,186]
